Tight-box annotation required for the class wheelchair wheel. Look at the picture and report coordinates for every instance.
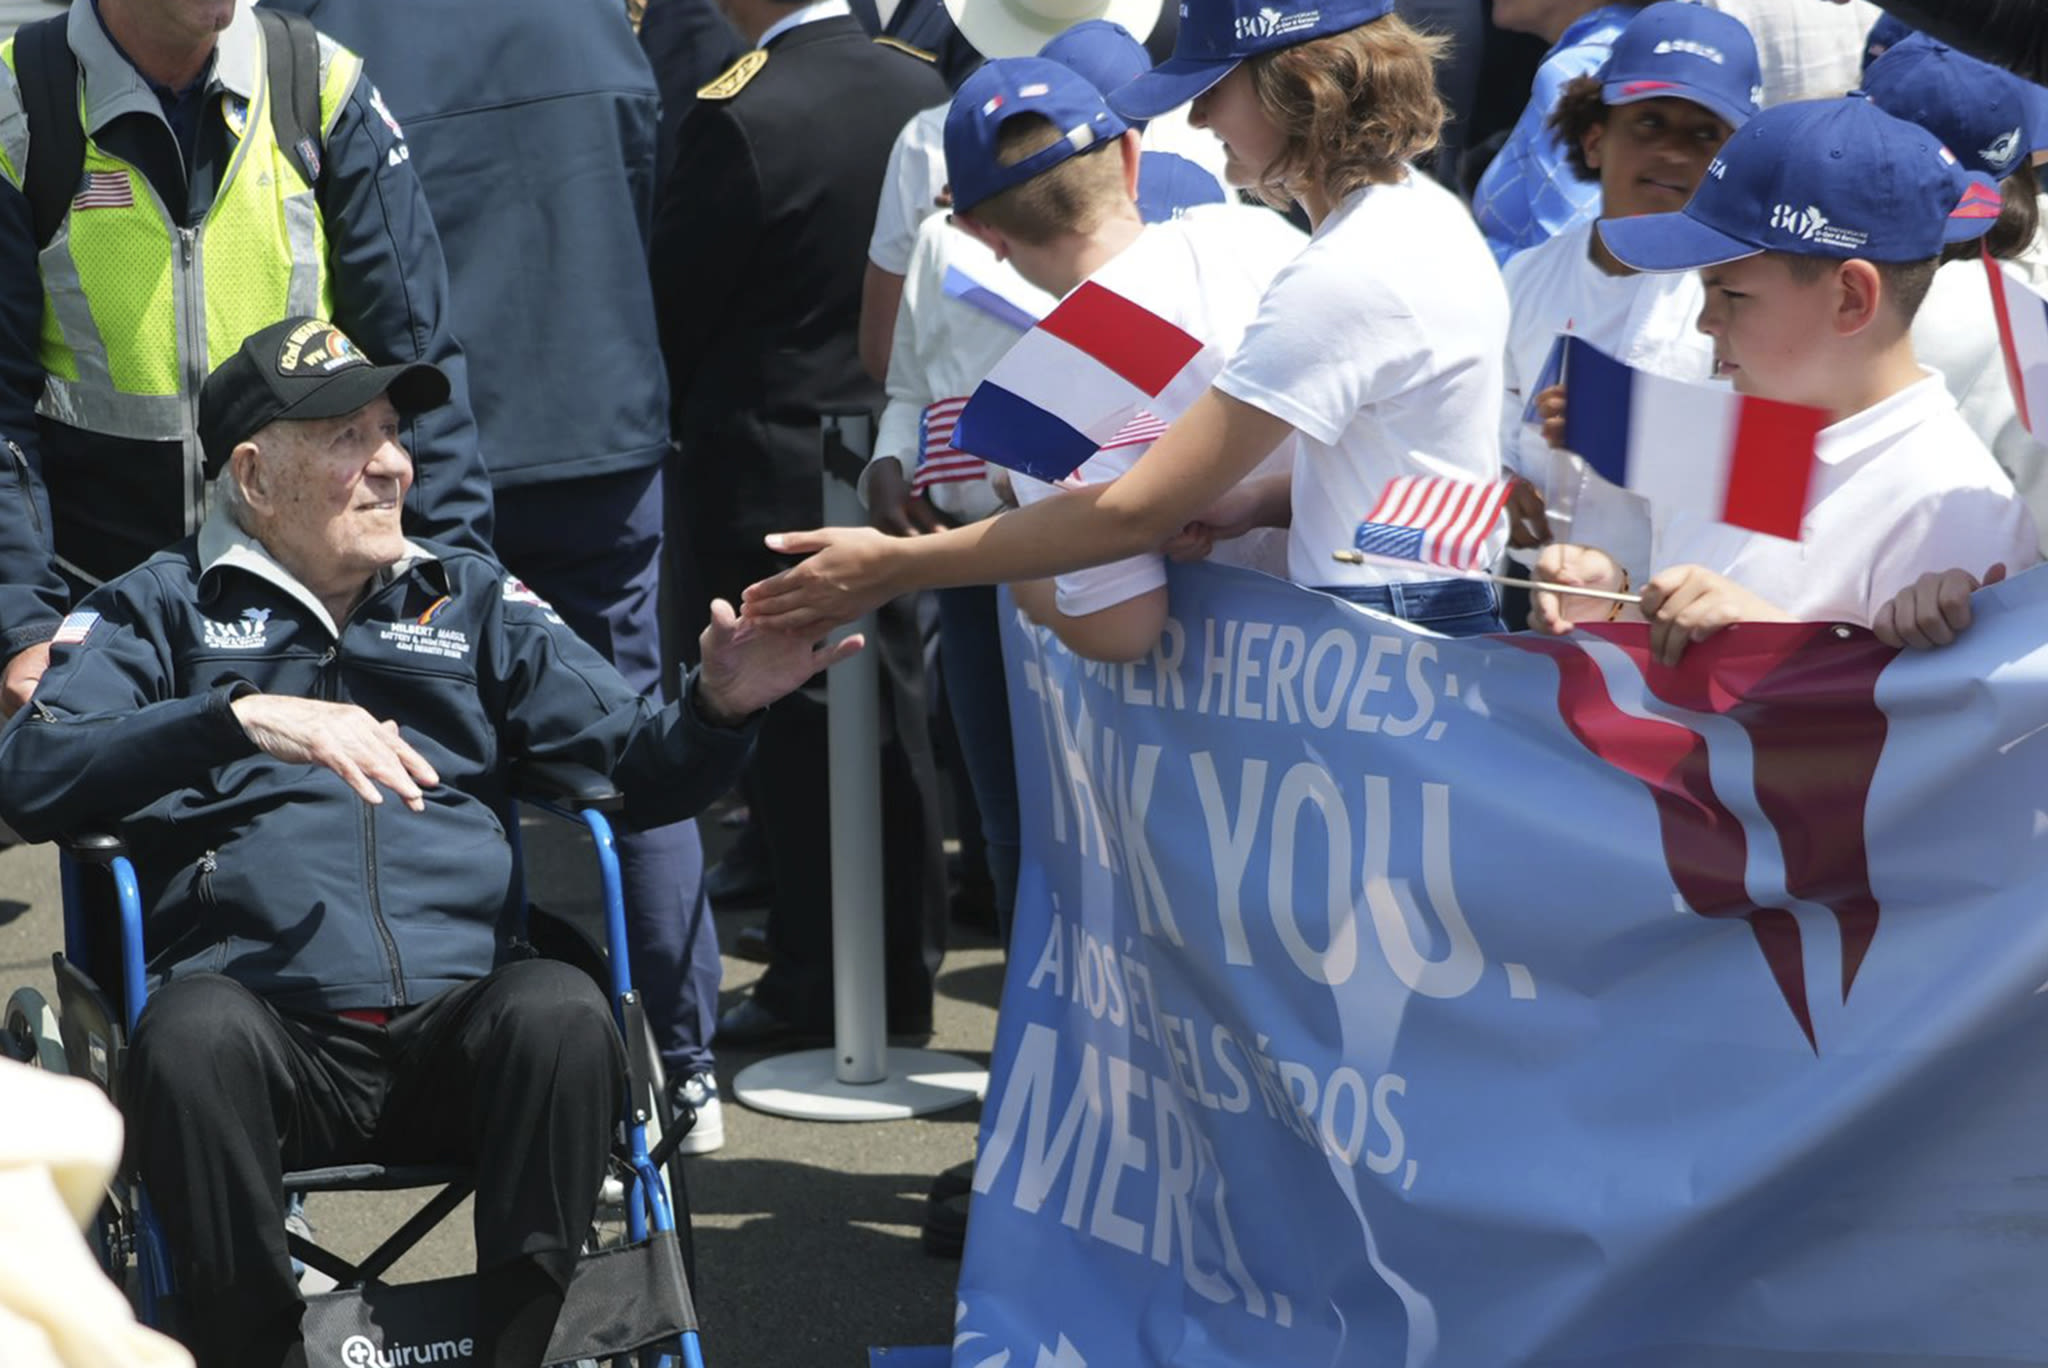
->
[4,986,67,1072]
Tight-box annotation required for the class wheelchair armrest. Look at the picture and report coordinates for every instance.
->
[508,759,624,813]
[61,831,129,865]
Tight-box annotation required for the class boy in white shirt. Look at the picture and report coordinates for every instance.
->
[1532,96,2039,665]
[1501,1,1763,578]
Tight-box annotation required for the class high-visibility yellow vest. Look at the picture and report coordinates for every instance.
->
[0,22,362,496]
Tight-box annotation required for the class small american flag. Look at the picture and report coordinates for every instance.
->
[911,397,985,493]
[1098,409,1167,452]
[73,170,135,210]
[1353,475,1512,572]
[52,610,100,645]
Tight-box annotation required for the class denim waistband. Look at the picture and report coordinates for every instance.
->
[1314,577,1499,623]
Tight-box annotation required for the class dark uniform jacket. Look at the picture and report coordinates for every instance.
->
[651,13,948,596]
[0,516,757,1013]
[265,0,674,493]
[0,1,493,656]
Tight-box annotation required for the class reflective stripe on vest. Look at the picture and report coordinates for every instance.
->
[0,33,362,499]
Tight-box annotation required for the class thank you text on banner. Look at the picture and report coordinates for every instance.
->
[953,561,2048,1368]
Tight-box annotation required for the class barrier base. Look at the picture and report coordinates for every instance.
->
[733,1048,985,1121]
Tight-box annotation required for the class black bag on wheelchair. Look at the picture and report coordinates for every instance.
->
[296,1227,695,1366]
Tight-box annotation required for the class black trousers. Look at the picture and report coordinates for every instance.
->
[746,588,948,1036]
[122,960,626,1368]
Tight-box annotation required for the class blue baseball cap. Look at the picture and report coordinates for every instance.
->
[1599,97,2004,272]
[1135,148,1227,219]
[1862,34,2044,179]
[946,57,1132,213]
[1040,20,1154,119]
[1861,13,1914,73]
[1109,0,1395,119]
[1598,1,1762,130]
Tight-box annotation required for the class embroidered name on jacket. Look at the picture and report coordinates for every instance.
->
[377,620,472,660]
[202,607,272,650]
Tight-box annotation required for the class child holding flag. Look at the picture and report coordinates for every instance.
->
[740,0,1511,638]
[1530,96,2039,665]
[1500,1,1764,578]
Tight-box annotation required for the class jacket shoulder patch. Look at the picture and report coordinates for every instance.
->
[698,50,769,101]
[872,36,935,62]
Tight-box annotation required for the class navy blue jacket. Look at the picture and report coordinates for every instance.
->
[266,0,673,493]
[0,526,756,1013]
[0,3,494,655]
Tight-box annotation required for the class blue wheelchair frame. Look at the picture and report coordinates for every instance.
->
[56,772,707,1368]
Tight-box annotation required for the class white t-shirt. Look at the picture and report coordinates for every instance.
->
[1010,203,1308,615]
[1216,171,1510,587]
[1694,0,1879,104]
[868,103,949,276]
[1914,260,2037,541]
[1990,195,2048,543]
[1652,372,2040,624]
[1500,219,1714,580]
[867,215,1056,521]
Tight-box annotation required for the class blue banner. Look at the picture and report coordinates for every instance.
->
[956,561,2048,1367]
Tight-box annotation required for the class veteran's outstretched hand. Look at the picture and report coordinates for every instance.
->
[696,596,864,723]
[741,527,905,636]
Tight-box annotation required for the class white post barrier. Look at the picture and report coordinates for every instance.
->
[732,415,986,1121]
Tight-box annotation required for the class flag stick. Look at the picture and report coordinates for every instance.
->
[1330,549,1644,606]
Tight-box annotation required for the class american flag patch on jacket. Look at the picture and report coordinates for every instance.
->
[73,170,135,210]
[912,397,985,493]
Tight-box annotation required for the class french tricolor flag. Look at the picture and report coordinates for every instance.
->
[1557,335,1825,541]
[1984,252,2048,438]
[953,281,1216,484]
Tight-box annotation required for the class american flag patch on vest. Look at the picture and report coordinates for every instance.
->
[73,171,135,210]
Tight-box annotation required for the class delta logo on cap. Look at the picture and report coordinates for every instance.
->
[276,320,369,377]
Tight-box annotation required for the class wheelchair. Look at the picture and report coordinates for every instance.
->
[1,760,708,1368]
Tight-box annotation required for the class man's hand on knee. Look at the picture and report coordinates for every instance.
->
[230,695,440,810]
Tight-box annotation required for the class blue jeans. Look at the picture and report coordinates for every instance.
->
[1317,577,1504,638]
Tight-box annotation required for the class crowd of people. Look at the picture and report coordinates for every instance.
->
[0,0,2044,1363]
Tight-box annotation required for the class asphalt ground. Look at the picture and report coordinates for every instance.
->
[0,801,1005,1367]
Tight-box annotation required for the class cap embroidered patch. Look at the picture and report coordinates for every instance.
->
[276,320,368,376]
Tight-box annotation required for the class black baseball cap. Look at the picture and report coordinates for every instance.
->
[199,317,450,477]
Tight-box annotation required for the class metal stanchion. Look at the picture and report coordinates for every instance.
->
[733,414,986,1121]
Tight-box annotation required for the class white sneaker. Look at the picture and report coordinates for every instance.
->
[671,1070,725,1155]
[285,1198,337,1295]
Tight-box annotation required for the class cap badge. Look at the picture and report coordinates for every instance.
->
[1980,128,2022,171]
[1769,202,1868,251]
[276,320,368,376]
[1652,38,1725,64]
[1235,6,1318,41]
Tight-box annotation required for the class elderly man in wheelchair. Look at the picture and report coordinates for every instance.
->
[0,318,857,1368]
